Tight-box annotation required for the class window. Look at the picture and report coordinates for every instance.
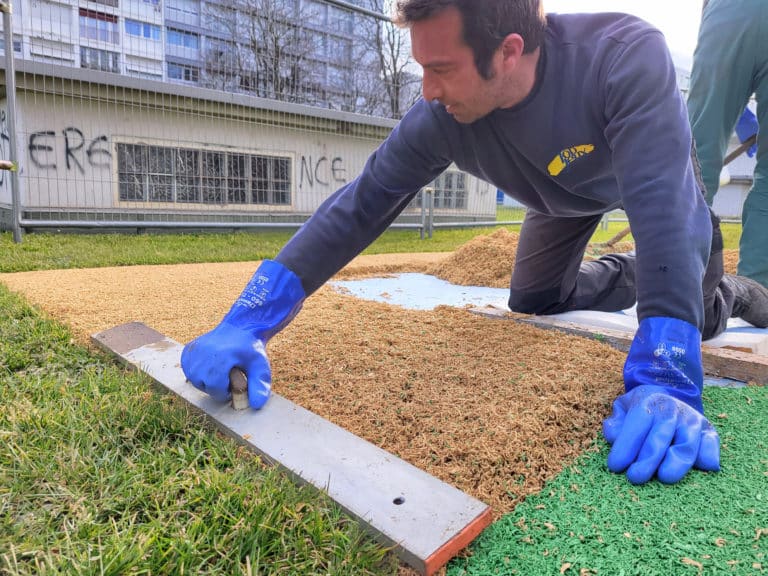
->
[118,144,146,201]
[125,19,161,40]
[228,154,248,204]
[201,151,225,204]
[328,35,352,62]
[175,148,200,202]
[433,171,467,209]
[79,9,119,44]
[167,62,199,82]
[0,33,23,53]
[206,4,236,34]
[80,46,120,72]
[167,28,199,49]
[125,55,163,79]
[205,38,237,69]
[304,0,326,27]
[328,5,353,34]
[166,0,200,25]
[411,170,468,210]
[118,143,292,206]
[252,156,291,205]
[327,65,348,91]
[308,30,326,59]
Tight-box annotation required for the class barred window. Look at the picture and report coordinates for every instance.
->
[433,171,467,209]
[118,143,292,206]
[252,156,291,205]
[411,170,468,210]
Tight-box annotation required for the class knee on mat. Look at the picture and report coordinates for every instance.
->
[508,286,565,315]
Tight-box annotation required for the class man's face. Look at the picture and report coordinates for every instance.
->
[410,7,507,124]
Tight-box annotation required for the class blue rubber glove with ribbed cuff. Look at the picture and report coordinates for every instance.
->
[735,107,759,158]
[181,259,305,409]
[602,317,720,484]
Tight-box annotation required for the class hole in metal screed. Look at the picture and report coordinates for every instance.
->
[393,496,405,505]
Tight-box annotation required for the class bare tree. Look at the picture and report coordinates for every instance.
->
[203,0,313,102]
[244,0,312,101]
[202,3,245,91]
[349,58,388,116]
[356,0,420,118]
[201,0,419,116]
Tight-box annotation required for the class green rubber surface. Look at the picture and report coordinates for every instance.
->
[448,385,768,576]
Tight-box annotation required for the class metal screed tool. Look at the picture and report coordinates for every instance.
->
[92,321,493,576]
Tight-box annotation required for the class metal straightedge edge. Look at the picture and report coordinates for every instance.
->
[92,321,492,576]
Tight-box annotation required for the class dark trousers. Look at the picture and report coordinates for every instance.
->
[506,208,735,341]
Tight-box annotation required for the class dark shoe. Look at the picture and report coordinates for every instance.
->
[722,274,768,328]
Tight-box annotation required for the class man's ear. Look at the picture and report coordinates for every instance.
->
[500,33,525,66]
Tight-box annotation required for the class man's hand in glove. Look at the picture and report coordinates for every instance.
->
[736,107,759,157]
[603,384,720,484]
[181,259,305,409]
[602,316,720,484]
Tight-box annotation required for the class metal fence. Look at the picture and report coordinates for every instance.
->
[0,0,519,243]
[1,0,747,244]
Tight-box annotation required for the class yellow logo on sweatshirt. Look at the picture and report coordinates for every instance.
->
[547,144,595,176]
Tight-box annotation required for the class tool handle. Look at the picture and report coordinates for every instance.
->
[229,368,249,410]
[723,133,757,165]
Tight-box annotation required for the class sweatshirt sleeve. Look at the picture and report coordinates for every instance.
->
[275,100,453,295]
[601,28,712,330]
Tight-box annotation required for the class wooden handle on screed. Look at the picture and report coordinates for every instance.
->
[229,368,249,410]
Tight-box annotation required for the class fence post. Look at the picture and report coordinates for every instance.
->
[419,188,425,240]
[1,0,22,243]
[426,187,434,239]
[600,212,609,231]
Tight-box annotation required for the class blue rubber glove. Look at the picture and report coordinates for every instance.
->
[735,107,758,157]
[602,317,720,484]
[181,259,305,409]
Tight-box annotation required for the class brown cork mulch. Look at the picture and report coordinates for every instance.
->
[723,249,739,275]
[2,231,732,519]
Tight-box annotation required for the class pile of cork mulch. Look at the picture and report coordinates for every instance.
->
[0,230,739,516]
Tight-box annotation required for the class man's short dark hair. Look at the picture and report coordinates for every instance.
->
[395,0,546,79]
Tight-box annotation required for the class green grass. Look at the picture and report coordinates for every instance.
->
[0,285,396,574]
[0,220,743,273]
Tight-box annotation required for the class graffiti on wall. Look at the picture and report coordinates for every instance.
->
[300,155,347,189]
[25,128,349,193]
[28,127,112,173]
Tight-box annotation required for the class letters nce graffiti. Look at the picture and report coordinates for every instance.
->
[300,155,346,189]
[28,127,111,173]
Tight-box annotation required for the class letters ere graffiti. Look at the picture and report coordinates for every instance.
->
[28,127,112,173]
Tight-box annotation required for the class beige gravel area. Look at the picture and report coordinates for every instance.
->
[1,234,633,514]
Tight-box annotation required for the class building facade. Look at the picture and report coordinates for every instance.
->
[0,64,493,230]
[2,0,390,113]
[0,0,495,231]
